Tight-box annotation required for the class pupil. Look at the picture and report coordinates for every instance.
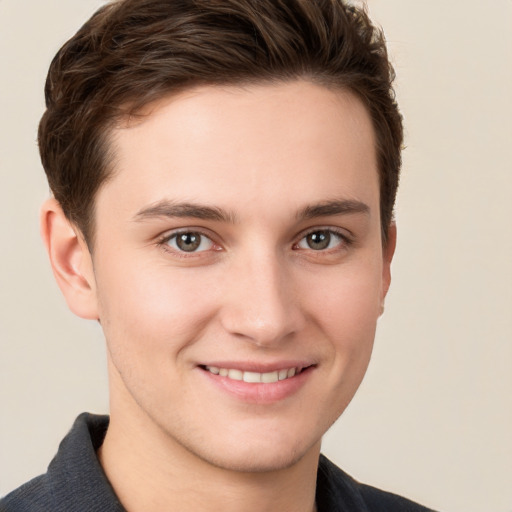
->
[177,233,201,252]
[307,231,330,250]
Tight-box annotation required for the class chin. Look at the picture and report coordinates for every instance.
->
[173,424,321,474]
[199,444,314,474]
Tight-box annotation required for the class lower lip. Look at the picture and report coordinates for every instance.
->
[199,367,314,404]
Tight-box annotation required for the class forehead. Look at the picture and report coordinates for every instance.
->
[99,81,378,223]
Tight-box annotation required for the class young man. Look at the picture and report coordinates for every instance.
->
[1,1,436,511]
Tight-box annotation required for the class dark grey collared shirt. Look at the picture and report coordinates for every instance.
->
[1,413,436,512]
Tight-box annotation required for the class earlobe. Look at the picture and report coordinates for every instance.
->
[40,198,99,320]
[380,223,397,312]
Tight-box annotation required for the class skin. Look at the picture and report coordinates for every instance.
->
[42,81,395,512]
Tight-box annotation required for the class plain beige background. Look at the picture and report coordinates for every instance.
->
[1,1,511,510]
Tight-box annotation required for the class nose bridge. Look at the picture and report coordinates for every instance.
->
[220,246,302,346]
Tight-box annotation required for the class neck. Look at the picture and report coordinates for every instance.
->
[98,375,320,512]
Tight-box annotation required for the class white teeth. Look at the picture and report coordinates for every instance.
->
[205,366,300,383]
[261,371,279,383]
[228,369,243,381]
[278,369,289,381]
[243,371,261,383]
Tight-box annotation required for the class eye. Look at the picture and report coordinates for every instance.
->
[165,231,214,253]
[296,229,345,251]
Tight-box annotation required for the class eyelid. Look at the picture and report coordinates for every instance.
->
[297,226,352,241]
[293,226,353,250]
[154,225,353,257]
[157,227,222,255]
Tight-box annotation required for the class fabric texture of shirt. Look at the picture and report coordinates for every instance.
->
[1,413,437,512]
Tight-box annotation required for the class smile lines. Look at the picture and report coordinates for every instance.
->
[203,365,306,383]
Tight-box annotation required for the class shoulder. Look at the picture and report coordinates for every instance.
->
[1,475,50,512]
[317,455,438,512]
[357,483,436,512]
[1,413,121,512]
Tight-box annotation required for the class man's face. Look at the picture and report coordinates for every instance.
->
[89,81,393,472]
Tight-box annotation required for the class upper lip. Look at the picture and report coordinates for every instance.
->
[198,361,316,373]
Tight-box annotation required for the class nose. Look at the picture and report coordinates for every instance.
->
[219,250,305,347]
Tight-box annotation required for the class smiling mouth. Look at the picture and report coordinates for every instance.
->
[201,365,310,384]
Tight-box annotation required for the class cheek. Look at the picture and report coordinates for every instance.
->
[305,259,383,333]
[95,256,219,357]
[301,257,383,385]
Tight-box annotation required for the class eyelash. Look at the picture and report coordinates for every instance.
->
[294,227,352,252]
[157,229,219,257]
[157,227,352,257]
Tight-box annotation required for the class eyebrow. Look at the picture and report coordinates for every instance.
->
[296,199,370,220]
[133,198,370,224]
[133,200,237,223]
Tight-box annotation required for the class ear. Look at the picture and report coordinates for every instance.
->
[40,198,99,320]
[380,222,397,309]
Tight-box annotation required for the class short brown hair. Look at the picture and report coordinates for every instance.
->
[39,0,403,247]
